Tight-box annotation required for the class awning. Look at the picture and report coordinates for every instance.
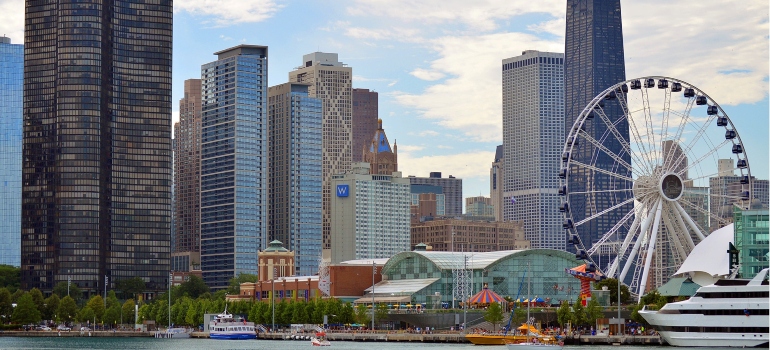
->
[353,295,411,304]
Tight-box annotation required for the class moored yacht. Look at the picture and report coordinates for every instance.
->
[208,306,256,340]
[640,268,769,347]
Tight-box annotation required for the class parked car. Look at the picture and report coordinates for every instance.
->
[36,326,51,331]
[57,325,71,331]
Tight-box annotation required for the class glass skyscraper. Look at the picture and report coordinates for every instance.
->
[268,83,322,277]
[200,45,268,288]
[22,0,173,295]
[564,0,631,253]
[0,37,23,267]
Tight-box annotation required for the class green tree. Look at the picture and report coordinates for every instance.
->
[115,277,145,300]
[292,301,308,324]
[354,304,370,326]
[104,305,121,327]
[226,273,259,295]
[0,288,13,322]
[106,290,120,309]
[10,289,23,303]
[585,298,603,327]
[185,300,199,326]
[594,278,631,305]
[177,275,209,299]
[339,302,354,324]
[122,299,135,325]
[12,292,41,325]
[572,296,586,326]
[484,302,505,331]
[57,296,78,325]
[77,306,96,324]
[28,288,45,316]
[137,304,151,323]
[510,306,527,327]
[556,301,572,328]
[0,265,20,292]
[86,295,106,323]
[52,281,82,303]
[43,294,60,321]
[374,303,389,325]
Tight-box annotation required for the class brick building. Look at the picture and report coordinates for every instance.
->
[411,219,529,252]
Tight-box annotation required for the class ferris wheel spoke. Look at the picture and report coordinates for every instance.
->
[593,102,654,174]
[640,87,659,168]
[669,113,720,175]
[586,208,636,256]
[577,130,638,175]
[675,139,731,177]
[614,93,657,173]
[660,87,674,143]
[662,98,697,171]
[685,169,734,182]
[606,212,641,278]
[686,190,745,202]
[574,197,635,228]
[570,160,634,183]
[569,188,633,195]
[638,198,664,299]
[679,195,730,227]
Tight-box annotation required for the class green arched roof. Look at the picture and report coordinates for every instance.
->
[382,249,580,275]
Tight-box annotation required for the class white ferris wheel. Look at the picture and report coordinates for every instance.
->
[560,76,753,299]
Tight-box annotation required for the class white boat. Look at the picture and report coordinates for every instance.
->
[310,331,331,346]
[640,267,769,348]
[208,305,257,340]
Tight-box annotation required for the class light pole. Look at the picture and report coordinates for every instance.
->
[168,272,172,330]
[371,260,375,331]
[272,267,276,332]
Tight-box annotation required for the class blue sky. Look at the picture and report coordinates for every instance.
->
[1,0,767,205]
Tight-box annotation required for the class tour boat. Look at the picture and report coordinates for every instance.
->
[208,306,256,340]
[639,268,769,347]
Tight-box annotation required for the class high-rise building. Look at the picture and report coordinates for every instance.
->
[0,36,22,267]
[465,196,494,217]
[708,158,769,232]
[411,219,529,252]
[200,45,268,289]
[22,2,173,294]
[352,88,378,163]
[410,184,445,223]
[564,0,630,252]
[289,52,353,251]
[267,82,323,277]
[330,163,410,263]
[502,50,565,249]
[362,119,397,175]
[733,206,770,278]
[173,79,202,272]
[490,145,504,221]
[407,173,462,216]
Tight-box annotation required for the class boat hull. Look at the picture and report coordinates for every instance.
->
[465,334,528,345]
[640,310,769,348]
[210,332,257,340]
[506,342,563,350]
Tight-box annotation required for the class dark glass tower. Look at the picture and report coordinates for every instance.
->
[564,0,631,255]
[22,0,173,295]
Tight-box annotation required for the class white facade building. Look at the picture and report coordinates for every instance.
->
[330,163,411,263]
[502,50,565,249]
[290,52,353,252]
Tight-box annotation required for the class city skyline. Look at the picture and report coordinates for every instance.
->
[2,1,764,201]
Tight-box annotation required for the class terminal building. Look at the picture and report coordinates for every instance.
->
[356,247,583,307]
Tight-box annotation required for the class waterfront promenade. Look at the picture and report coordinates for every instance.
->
[0,330,153,337]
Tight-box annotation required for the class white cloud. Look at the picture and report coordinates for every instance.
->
[397,145,424,152]
[410,68,445,81]
[623,0,768,106]
[347,0,562,32]
[0,0,23,43]
[175,0,282,26]
[400,150,495,180]
[527,18,565,37]
[393,32,562,141]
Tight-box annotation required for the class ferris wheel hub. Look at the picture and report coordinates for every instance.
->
[659,173,684,201]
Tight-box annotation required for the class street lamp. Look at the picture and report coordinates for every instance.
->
[371,260,375,331]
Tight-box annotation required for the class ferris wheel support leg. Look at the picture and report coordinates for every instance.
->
[607,213,640,278]
[674,201,706,241]
[661,206,688,264]
[671,205,696,250]
[620,199,657,282]
[638,199,664,301]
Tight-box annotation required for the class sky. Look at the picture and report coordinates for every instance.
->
[1,0,768,207]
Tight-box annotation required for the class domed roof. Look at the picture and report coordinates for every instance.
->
[263,240,289,252]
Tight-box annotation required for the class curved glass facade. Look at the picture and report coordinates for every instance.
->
[23,0,172,294]
[381,249,584,305]
[0,38,23,267]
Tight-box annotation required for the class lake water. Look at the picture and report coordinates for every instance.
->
[0,338,735,350]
